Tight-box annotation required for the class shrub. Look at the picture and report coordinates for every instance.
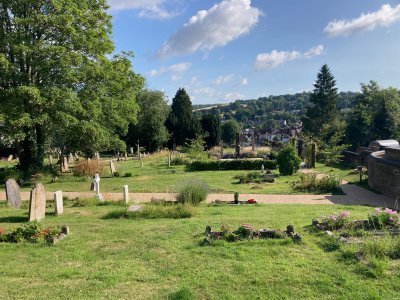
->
[276,145,301,175]
[0,222,62,245]
[171,155,189,166]
[319,211,351,230]
[318,175,341,192]
[124,172,132,177]
[293,174,341,193]
[114,172,120,177]
[176,178,210,205]
[73,160,104,177]
[234,172,275,184]
[187,159,276,171]
[368,208,400,230]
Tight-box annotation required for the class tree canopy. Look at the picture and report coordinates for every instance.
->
[201,114,221,149]
[0,1,143,171]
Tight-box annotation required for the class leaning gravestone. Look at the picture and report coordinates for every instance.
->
[110,160,116,176]
[54,191,63,216]
[29,183,46,222]
[5,178,21,209]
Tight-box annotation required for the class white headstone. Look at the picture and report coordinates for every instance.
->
[49,155,53,165]
[54,191,63,216]
[110,160,116,176]
[7,155,13,162]
[94,174,103,201]
[261,164,265,173]
[123,185,129,204]
[29,183,46,221]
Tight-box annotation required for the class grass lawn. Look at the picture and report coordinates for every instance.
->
[0,154,366,196]
[0,203,399,299]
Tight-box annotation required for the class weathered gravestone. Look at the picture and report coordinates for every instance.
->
[29,183,46,222]
[49,154,53,165]
[54,191,63,216]
[7,155,13,162]
[60,157,69,172]
[123,185,129,204]
[110,160,116,176]
[5,178,21,209]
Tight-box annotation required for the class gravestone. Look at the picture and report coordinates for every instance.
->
[93,174,103,201]
[7,155,13,162]
[49,155,53,165]
[124,153,128,161]
[54,191,63,216]
[95,152,100,162]
[123,185,129,204]
[130,147,134,155]
[110,160,116,176]
[28,183,46,221]
[5,178,21,209]
[61,157,69,172]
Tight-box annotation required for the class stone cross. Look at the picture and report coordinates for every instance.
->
[54,191,63,216]
[93,174,103,201]
[5,178,21,209]
[123,185,129,204]
[29,183,46,222]
[110,160,116,176]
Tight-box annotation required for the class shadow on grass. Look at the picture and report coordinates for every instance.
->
[102,210,126,220]
[0,216,28,223]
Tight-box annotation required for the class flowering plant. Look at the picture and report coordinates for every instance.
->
[368,208,400,229]
[320,211,351,230]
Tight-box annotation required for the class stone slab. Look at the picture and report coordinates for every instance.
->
[29,183,46,222]
[54,191,63,216]
[5,178,21,209]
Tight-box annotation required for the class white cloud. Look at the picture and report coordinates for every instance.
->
[108,0,178,19]
[158,0,262,58]
[213,74,234,86]
[254,45,324,70]
[237,77,248,86]
[193,87,218,98]
[222,92,245,102]
[148,62,191,80]
[324,4,400,37]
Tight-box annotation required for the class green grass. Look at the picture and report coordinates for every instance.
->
[0,203,399,299]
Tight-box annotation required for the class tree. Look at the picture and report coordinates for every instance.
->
[222,120,241,145]
[0,1,143,171]
[201,114,221,149]
[277,145,301,175]
[303,64,339,142]
[126,89,170,152]
[166,88,199,147]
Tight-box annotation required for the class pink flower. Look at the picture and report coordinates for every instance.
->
[340,211,350,218]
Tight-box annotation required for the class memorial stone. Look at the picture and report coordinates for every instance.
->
[28,183,46,222]
[5,178,21,209]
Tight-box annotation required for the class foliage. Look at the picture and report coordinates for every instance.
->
[293,173,341,193]
[73,160,104,177]
[276,145,301,175]
[234,172,275,184]
[183,135,208,161]
[302,64,339,143]
[187,159,277,171]
[171,155,190,166]
[221,119,241,145]
[0,222,62,245]
[201,114,222,149]
[368,208,400,230]
[125,89,170,152]
[319,211,351,230]
[166,88,199,147]
[346,81,400,149]
[176,178,210,205]
[0,1,143,171]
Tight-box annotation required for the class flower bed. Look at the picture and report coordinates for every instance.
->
[0,222,69,245]
[202,224,301,245]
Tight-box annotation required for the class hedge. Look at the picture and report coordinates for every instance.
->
[187,159,277,171]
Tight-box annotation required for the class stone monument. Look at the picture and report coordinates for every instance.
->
[5,178,21,209]
[29,183,46,221]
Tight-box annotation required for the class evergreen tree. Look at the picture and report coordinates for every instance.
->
[166,88,198,147]
[222,119,241,144]
[303,64,339,142]
[201,114,221,149]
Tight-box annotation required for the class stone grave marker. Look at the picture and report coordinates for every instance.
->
[7,154,13,162]
[29,183,46,222]
[61,157,69,172]
[5,178,21,209]
[123,185,129,203]
[54,191,63,216]
[93,174,103,201]
[110,160,116,176]
[49,154,53,165]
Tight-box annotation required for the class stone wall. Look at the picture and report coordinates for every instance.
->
[368,150,400,198]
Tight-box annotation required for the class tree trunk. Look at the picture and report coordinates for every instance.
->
[35,124,45,170]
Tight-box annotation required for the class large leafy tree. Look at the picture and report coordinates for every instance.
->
[303,64,339,143]
[346,81,400,148]
[166,88,199,147]
[201,114,221,149]
[126,89,170,152]
[0,1,143,171]
[221,119,241,145]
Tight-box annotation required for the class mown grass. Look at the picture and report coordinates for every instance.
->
[0,203,399,299]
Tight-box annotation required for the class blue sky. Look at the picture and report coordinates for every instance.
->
[108,0,400,104]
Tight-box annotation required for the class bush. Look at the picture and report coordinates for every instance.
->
[176,178,210,205]
[276,145,301,175]
[171,155,189,166]
[114,172,120,177]
[319,211,351,230]
[73,160,104,177]
[0,222,62,245]
[368,208,400,230]
[124,172,132,177]
[187,159,276,171]
[234,172,275,184]
[293,174,341,193]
